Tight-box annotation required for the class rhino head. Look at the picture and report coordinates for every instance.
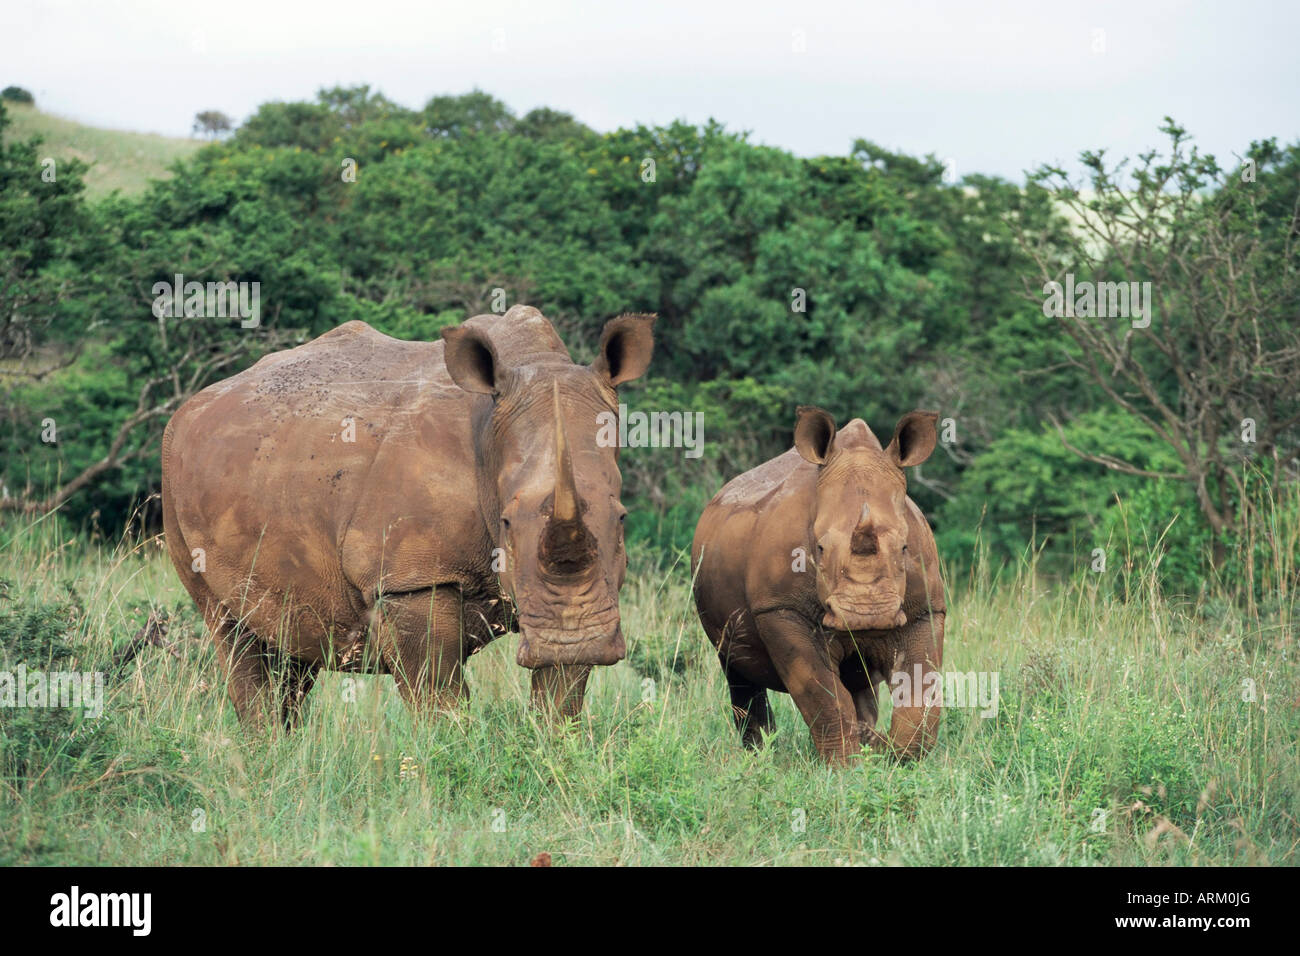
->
[442,313,654,668]
[793,405,939,632]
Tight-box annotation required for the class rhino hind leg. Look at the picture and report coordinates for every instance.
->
[275,654,321,731]
[371,586,469,711]
[209,612,318,731]
[849,685,887,752]
[841,657,887,751]
[724,665,775,750]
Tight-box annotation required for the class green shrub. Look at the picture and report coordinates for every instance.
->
[1,86,34,105]
[937,410,1177,576]
[1100,462,1300,603]
[0,582,111,784]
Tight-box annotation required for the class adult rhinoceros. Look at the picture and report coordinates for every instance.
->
[691,406,944,764]
[161,305,654,728]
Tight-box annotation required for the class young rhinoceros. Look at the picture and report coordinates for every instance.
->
[162,306,653,729]
[691,406,945,764]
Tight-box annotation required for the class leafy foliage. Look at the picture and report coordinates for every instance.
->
[0,582,112,785]
[1,89,1296,597]
[0,87,34,105]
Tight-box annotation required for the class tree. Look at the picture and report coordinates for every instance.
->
[421,90,514,138]
[192,110,232,139]
[1,86,34,106]
[1014,120,1300,545]
[515,107,596,144]
[0,101,94,364]
[315,84,408,128]
[235,86,417,152]
[0,124,324,522]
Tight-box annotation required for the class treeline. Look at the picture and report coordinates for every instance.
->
[2,86,1297,597]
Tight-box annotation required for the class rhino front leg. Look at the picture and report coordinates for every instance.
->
[530,665,592,720]
[372,586,469,711]
[879,611,945,760]
[756,610,860,765]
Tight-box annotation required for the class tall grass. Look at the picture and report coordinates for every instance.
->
[2,102,203,199]
[1,495,1296,865]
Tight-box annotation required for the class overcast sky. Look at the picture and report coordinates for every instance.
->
[8,0,1297,181]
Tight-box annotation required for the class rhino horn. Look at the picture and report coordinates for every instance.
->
[552,380,579,523]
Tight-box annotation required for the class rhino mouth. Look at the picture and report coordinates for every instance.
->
[822,596,906,632]
[515,606,624,667]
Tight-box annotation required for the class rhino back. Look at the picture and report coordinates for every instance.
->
[693,448,820,624]
[164,320,486,660]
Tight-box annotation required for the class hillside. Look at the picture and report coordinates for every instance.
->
[2,101,205,199]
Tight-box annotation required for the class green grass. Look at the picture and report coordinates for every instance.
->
[0,510,1296,866]
[2,103,204,199]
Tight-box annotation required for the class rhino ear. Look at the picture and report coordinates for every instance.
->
[794,406,837,465]
[592,314,655,387]
[887,410,939,468]
[442,326,504,395]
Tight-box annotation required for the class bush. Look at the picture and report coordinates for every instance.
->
[0,582,111,785]
[1,86,34,105]
[936,410,1178,576]
[1101,462,1300,604]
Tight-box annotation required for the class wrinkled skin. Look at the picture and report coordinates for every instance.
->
[691,406,945,764]
[162,305,653,729]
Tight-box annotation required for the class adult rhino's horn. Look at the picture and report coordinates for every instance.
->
[552,381,579,523]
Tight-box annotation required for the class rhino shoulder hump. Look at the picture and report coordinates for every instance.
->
[320,319,376,339]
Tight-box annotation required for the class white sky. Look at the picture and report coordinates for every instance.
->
[8,0,1297,180]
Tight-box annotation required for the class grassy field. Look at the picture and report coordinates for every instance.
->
[2,102,204,199]
[0,508,1296,866]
